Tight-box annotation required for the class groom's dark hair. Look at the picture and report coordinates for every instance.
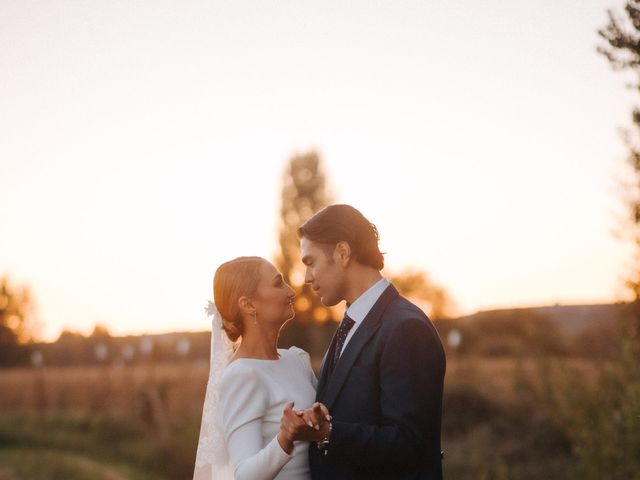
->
[298,204,384,271]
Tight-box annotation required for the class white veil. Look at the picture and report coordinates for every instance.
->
[193,301,235,480]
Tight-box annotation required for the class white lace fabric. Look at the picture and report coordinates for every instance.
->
[194,301,235,480]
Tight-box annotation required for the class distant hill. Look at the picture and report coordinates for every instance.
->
[116,303,631,345]
[63,302,633,344]
[454,302,631,336]
[26,302,632,367]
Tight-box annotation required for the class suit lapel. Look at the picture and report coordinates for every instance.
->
[319,284,399,409]
[316,336,336,398]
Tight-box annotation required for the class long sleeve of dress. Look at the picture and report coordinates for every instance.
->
[219,365,292,480]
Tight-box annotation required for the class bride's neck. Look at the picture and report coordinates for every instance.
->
[234,326,280,360]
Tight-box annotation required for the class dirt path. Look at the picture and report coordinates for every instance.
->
[72,457,128,480]
[0,448,132,480]
[0,467,19,480]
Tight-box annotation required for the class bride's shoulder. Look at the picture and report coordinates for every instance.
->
[218,362,270,418]
[280,346,312,369]
[220,360,261,386]
[279,346,310,358]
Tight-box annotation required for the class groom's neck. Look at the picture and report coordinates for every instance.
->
[343,266,383,305]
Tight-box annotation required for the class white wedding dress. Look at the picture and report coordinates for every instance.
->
[219,347,317,480]
[194,337,317,480]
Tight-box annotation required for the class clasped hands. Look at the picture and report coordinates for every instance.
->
[277,401,331,454]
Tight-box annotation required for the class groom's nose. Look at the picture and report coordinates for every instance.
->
[304,268,313,284]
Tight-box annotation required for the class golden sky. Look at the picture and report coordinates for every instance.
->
[0,0,634,340]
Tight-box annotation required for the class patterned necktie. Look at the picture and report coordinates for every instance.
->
[329,314,355,376]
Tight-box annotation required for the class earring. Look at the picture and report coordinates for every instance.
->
[252,312,257,325]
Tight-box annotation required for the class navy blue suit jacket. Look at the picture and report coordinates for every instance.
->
[309,284,446,479]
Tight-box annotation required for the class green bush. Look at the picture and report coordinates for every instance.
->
[541,341,640,479]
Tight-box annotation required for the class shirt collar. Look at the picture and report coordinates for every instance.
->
[345,277,389,326]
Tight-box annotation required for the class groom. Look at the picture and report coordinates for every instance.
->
[298,204,446,480]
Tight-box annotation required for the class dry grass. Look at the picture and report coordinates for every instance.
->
[445,355,599,399]
[0,361,209,419]
[0,355,600,479]
[0,355,600,418]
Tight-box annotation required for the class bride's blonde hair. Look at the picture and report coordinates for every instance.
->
[213,256,264,342]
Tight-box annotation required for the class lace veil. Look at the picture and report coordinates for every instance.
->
[193,301,235,480]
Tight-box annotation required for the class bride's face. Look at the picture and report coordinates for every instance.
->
[252,261,296,325]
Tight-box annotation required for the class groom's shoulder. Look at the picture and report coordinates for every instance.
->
[379,295,444,356]
[378,292,440,336]
[384,291,430,324]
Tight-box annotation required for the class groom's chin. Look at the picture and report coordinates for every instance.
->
[319,296,339,308]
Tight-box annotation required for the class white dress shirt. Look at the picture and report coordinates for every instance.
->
[340,277,389,356]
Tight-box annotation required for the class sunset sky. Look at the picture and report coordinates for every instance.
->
[0,0,635,341]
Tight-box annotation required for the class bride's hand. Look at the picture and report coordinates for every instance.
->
[295,402,331,431]
[290,403,331,442]
[278,402,309,453]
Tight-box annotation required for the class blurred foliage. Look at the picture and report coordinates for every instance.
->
[388,269,452,319]
[0,412,196,480]
[599,0,640,334]
[0,276,36,366]
[0,447,155,480]
[275,150,333,292]
[12,304,629,369]
[274,151,337,358]
[531,337,640,479]
[0,357,586,480]
[439,354,577,479]
[570,316,624,358]
[435,310,569,358]
[0,360,205,479]
[508,6,640,477]
[30,329,211,367]
[274,151,453,359]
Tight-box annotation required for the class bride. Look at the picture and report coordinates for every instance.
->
[194,256,330,480]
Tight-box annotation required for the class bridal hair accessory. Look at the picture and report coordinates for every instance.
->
[205,300,218,317]
[193,301,234,480]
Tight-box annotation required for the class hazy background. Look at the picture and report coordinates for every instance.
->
[0,0,632,340]
[2,1,640,479]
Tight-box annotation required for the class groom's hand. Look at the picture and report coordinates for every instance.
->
[293,402,331,439]
[296,402,331,430]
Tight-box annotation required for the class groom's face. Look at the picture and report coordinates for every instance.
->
[300,237,345,307]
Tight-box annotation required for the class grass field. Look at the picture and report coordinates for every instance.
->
[0,356,595,479]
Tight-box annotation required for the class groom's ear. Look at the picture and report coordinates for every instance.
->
[334,241,352,267]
